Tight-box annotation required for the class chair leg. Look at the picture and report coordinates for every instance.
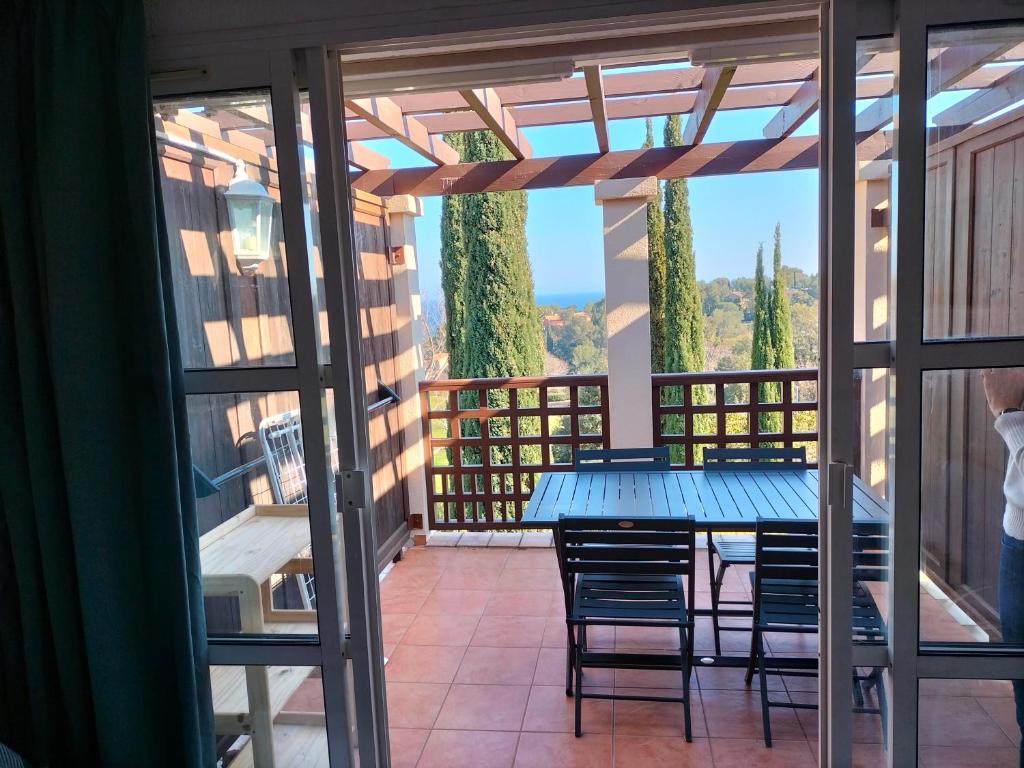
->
[574,638,584,737]
[745,626,759,685]
[756,632,772,748]
[679,624,693,743]
[707,531,722,656]
[565,624,578,696]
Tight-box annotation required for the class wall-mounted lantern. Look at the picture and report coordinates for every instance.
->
[223,160,276,275]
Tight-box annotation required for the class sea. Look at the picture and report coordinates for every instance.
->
[535,291,604,309]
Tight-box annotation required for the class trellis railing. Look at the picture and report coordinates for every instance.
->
[419,375,609,530]
[419,369,819,530]
[652,369,819,468]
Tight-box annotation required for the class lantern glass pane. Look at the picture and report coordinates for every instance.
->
[229,197,262,257]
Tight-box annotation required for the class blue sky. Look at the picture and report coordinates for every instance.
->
[361,72,986,300]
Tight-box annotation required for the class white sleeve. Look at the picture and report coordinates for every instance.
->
[995,411,1024,472]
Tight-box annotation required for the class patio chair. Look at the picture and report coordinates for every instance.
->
[703,446,808,655]
[574,446,670,472]
[744,518,887,747]
[554,515,697,741]
[258,409,339,610]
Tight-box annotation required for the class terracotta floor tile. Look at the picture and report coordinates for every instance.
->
[696,663,784,692]
[382,613,416,645]
[513,732,612,768]
[612,735,713,768]
[472,615,548,647]
[495,568,563,591]
[615,625,682,650]
[385,644,466,684]
[700,689,805,741]
[503,550,559,570]
[532,647,614,688]
[788,691,882,744]
[543,617,615,648]
[420,589,493,617]
[402,614,481,647]
[918,745,1020,767]
[438,568,504,591]
[455,646,540,685]
[385,682,450,729]
[919,695,1017,748]
[521,685,613,734]
[434,683,531,731]
[416,729,519,768]
[693,618,754,653]
[853,742,887,768]
[709,737,816,767]
[613,687,706,738]
[977,694,1022,747]
[380,587,431,615]
[382,568,442,593]
[389,728,429,768]
[613,666,690,689]
[485,590,558,617]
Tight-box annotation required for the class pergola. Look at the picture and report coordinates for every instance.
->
[322,41,1024,197]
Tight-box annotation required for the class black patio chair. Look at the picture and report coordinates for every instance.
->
[574,446,670,472]
[744,518,888,747]
[702,447,809,655]
[554,515,697,740]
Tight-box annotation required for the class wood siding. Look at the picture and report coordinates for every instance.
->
[922,115,1024,635]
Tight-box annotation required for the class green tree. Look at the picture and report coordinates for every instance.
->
[662,114,706,375]
[644,118,667,371]
[460,130,544,378]
[770,223,796,370]
[751,244,781,437]
[439,132,468,376]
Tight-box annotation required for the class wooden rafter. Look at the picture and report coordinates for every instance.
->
[928,42,1016,96]
[933,64,1024,126]
[347,142,391,171]
[683,66,736,145]
[855,98,894,134]
[583,66,610,153]
[763,68,819,139]
[458,88,532,159]
[346,97,460,165]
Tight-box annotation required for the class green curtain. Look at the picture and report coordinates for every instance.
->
[0,1,215,765]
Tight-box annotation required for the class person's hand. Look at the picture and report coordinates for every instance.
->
[981,368,1024,417]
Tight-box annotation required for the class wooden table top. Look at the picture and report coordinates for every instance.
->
[521,469,887,530]
[200,504,311,586]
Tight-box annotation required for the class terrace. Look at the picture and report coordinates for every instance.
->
[153,23,1024,768]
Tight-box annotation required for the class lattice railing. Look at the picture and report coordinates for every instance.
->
[420,375,610,530]
[652,369,819,468]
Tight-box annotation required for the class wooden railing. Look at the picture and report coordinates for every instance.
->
[652,369,819,468]
[420,375,609,530]
[419,369,818,530]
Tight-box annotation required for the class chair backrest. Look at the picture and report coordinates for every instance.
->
[258,409,339,504]
[852,520,889,584]
[703,446,808,471]
[575,447,670,473]
[553,515,697,614]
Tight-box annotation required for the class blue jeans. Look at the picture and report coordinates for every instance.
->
[999,532,1024,766]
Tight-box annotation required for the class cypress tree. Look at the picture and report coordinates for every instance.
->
[752,244,781,436]
[644,119,667,372]
[439,132,468,377]
[662,114,706,374]
[770,223,796,370]
[461,130,544,378]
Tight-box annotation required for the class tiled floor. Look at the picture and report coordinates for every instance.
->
[370,544,1023,767]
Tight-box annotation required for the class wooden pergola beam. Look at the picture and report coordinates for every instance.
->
[458,88,532,160]
[346,97,460,165]
[855,98,894,134]
[763,68,819,139]
[347,141,391,171]
[583,66,610,154]
[683,66,736,145]
[928,42,1016,96]
[352,134,826,197]
[933,64,1024,126]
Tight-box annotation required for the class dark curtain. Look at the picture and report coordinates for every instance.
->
[0,1,214,765]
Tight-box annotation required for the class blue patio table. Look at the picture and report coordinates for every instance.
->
[520,468,887,530]
[521,468,889,666]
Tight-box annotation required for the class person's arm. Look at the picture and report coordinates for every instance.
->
[983,368,1024,472]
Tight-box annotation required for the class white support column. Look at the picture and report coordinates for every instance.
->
[595,177,657,449]
[385,194,430,543]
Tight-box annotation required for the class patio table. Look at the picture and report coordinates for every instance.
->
[520,468,888,666]
[520,468,887,530]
